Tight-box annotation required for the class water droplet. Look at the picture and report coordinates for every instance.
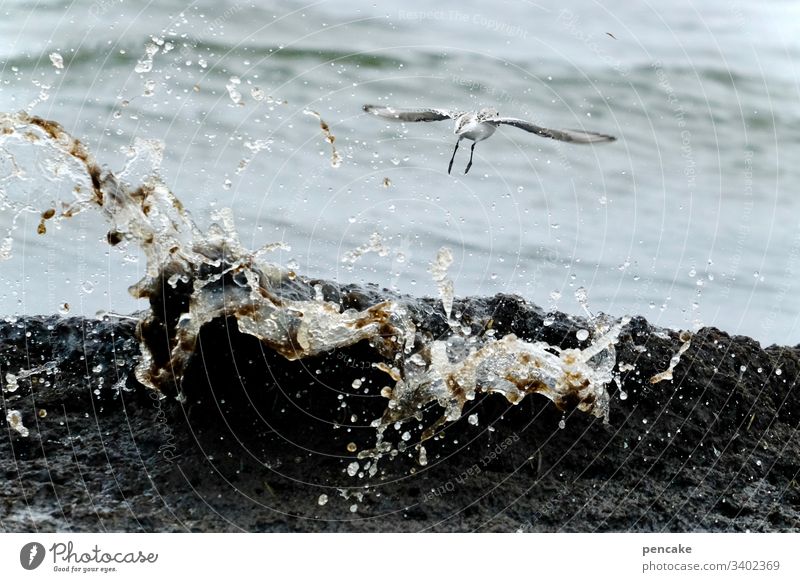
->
[318,494,328,506]
[226,76,245,106]
[346,461,359,476]
[576,329,589,341]
[5,410,28,437]
[49,52,64,69]
[468,414,478,426]
[4,373,18,393]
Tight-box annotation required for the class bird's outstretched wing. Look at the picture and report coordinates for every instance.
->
[488,117,616,143]
[363,104,458,122]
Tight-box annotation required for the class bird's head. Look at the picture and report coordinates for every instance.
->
[477,107,499,120]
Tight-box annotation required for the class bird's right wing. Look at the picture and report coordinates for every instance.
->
[362,104,457,122]
[489,117,616,143]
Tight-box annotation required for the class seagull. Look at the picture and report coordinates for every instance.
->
[362,104,616,174]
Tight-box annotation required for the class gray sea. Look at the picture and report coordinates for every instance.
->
[1,0,799,344]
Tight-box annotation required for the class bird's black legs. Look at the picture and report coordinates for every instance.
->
[464,142,477,174]
[447,140,461,174]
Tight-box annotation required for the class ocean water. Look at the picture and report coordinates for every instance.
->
[0,109,631,453]
[1,0,799,344]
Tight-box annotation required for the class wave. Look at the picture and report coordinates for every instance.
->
[0,111,631,464]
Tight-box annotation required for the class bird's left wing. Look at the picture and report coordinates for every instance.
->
[363,104,458,122]
[488,117,616,143]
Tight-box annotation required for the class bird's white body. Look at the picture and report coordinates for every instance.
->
[454,109,499,142]
[363,104,615,174]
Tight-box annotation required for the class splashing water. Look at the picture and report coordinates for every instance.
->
[0,112,630,461]
[303,109,342,168]
[48,52,64,70]
[3,361,58,393]
[134,40,160,74]
[650,332,693,384]
[429,247,454,321]
[226,76,245,106]
[5,410,28,437]
[236,139,273,175]
[341,232,389,265]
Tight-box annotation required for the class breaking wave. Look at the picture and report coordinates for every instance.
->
[0,111,630,462]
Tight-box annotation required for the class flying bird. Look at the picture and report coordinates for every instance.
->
[363,104,616,174]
